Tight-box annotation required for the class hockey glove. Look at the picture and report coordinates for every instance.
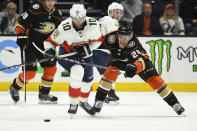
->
[75,45,92,58]
[124,64,137,78]
[16,34,27,49]
[43,48,55,60]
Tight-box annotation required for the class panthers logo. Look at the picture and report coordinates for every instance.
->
[35,22,56,34]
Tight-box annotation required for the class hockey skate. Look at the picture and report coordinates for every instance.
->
[9,84,20,104]
[92,100,104,113]
[38,87,58,104]
[172,103,185,115]
[79,101,96,116]
[68,104,78,118]
[105,89,119,105]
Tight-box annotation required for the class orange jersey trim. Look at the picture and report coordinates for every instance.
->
[134,61,143,74]
[15,26,26,35]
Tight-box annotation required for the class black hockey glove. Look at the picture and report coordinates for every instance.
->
[16,34,27,49]
[75,45,92,58]
[124,64,137,78]
[43,48,56,59]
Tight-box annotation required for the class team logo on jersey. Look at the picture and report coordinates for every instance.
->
[35,22,56,34]
[33,4,40,9]
[53,29,60,39]
[127,41,135,48]
[108,35,115,44]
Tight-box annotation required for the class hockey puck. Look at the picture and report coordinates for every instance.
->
[44,119,50,122]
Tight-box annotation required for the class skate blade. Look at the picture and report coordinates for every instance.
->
[108,100,119,106]
[38,100,58,104]
[16,100,26,105]
[179,112,186,117]
[68,113,76,119]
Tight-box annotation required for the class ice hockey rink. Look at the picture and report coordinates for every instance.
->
[0,92,196,131]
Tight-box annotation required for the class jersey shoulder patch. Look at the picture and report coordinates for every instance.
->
[32,4,40,9]
[29,1,43,12]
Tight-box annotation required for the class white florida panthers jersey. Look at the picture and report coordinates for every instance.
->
[99,16,119,36]
[44,17,103,52]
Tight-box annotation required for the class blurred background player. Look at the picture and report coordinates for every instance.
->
[43,4,103,117]
[89,22,185,116]
[92,2,124,105]
[9,0,62,104]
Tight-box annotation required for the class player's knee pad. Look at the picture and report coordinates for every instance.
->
[103,66,120,82]
[147,76,165,90]
[69,64,84,88]
[17,71,36,87]
[42,66,57,80]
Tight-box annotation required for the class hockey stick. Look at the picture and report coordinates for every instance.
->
[0,46,15,54]
[22,47,27,102]
[0,52,77,71]
[32,42,124,74]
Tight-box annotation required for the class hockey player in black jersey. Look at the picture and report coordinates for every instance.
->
[88,22,185,116]
[9,0,62,104]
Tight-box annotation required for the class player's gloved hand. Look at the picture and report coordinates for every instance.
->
[16,34,27,49]
[124,64,137,78]
[43,48,55,59]
[75,45,92,58]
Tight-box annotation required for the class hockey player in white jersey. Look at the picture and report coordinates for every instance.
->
[92,2,124,104]
[43,4,103,117]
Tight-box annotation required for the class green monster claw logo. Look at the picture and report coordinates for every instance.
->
[146,39,172,75]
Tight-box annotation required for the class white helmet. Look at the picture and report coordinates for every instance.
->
[70,4,86,18]
[108,2,124,17]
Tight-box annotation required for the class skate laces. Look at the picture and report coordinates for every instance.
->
[70,105,78,110]
[95,101,103,108]
[41,94,54,100]
[84,102,92,110]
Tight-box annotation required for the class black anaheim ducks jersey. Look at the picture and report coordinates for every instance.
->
[15,1,62,50]
[103,31,149,69]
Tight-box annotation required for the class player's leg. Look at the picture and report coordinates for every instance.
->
[39,52,58,104]
[92,50,119,104]
[58,45,83,116]
[9,48,37,104]
[68,64,84,115]
[9,70,36,104]
[38,66,57,104]
[139,60,185,115]
[79,58,95,115]
[92,66,120,113]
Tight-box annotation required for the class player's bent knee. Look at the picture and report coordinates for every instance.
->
[43,66,57,80]
[19,70,36,82]
[147,76,165,90]
[69,65,84,87]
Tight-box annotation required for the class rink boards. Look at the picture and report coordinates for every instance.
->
[0,36,197,92]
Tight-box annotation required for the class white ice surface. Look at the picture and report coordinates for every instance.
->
[0,92,196,131]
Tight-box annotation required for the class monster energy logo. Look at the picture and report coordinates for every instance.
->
[146,39,172,75]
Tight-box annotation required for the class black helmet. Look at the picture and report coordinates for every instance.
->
[118,22,133,35]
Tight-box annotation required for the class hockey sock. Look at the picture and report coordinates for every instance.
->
[157,84,179,107]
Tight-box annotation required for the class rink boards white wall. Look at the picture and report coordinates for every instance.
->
[0,36,197,92]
